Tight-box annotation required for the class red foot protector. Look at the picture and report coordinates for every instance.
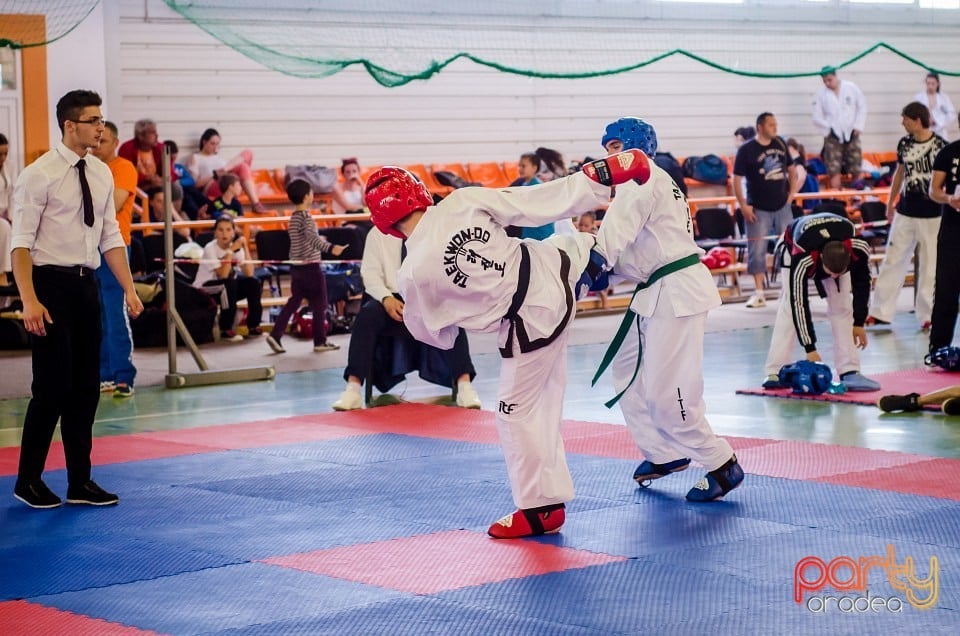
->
[488,504,565,539]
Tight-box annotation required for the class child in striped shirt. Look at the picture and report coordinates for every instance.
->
[266,179,348,353]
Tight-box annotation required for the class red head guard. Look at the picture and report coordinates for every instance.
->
[364,166,433,238]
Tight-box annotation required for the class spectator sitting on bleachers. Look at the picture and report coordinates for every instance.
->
[576,210,608,309]
[144,187,192,240]
[118,118,178,191]
[0,133,13,289]
[166,140,209,220]
[516,152,556,241]
[209,174,245,220]
[331,226,481,411]
[535,146,568,182]
[193,216,264,342]
[331,157,366,214]
[186,127,267,214]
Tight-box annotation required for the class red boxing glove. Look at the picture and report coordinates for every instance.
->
[582,149,651,187]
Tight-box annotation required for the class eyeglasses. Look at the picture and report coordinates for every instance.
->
[70,117,106,127]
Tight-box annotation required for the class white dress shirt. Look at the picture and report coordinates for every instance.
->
[0,164,12,273]
[11,143,124,268]
[0,163,13,222]
[812,80,868,142]
[914,90,957,141]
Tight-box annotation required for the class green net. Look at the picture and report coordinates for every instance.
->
[163,0,960,87]
[0,0,100,49]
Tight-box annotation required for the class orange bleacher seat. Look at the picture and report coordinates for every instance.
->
[239,169,287,206]
[360,164,381,184]
[404,163,453,197]
[501,161,519,184]
[468,162,511,188]
[431,162,472,188]
[273,168,285,186]
[872,151,897,166]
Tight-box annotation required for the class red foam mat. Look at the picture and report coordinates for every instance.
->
[736,367,959,409]
[0,600,158,635]
[736,440,930,481]
[261,529,625,594]
[3,403,960,501]
[816,458,960,500]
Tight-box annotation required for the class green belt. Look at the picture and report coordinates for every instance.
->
[591,253,702,408]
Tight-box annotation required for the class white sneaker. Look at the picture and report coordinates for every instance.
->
[745,294,766,308]
[266,335,285,353]
[100,381,116,393]
[313,343,340,352]
[455,382,482,409]
[332,385,363,411]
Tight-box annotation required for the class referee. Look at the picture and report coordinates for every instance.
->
[10,90,143,509]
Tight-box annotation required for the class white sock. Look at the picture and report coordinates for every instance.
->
[346,381,362,393]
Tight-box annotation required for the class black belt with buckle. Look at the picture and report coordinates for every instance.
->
[38,264,93,277]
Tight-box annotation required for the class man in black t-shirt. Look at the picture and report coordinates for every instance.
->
[868,102,945,330]
[733,112,804,308]
[928,113,960,352]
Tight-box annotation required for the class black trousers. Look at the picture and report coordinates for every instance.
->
[208,275,263,332]
[929,220,960,351]
[271,265,329,345]
[343,297,474,384]
[17,267,101,487]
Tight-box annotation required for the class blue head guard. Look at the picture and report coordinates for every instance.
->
[778,360,833,395]
[601,117,657,157]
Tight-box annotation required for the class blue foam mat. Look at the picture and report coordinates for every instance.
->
[437,559,783,633]
[210,595,611,636]
[0,532,242,599]
[35,562,407,634]
[5,428,960,632]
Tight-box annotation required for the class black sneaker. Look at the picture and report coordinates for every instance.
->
[877,393,921,413]
[942,398,960,417]
[14,479,62,509]
[66,480,119,506]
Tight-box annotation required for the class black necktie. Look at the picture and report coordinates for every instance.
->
[76,159,94,227]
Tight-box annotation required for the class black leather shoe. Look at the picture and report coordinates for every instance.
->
[14,479,62,509]
[66,480,119,506]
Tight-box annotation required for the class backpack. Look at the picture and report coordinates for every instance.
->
[284,165,338,193]
[682,154,729,185]
[653,152,688,196]
[806,157,827,176]
[800,172,820,210]
[433,171,480,189]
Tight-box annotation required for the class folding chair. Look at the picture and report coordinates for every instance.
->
[142,233,187,274]
[318,226,366,262]
[858,201,889,247]
[254,230,291,295]
[694,207,748,262]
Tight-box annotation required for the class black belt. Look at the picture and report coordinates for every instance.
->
[499,243,572,359]
[37,264,94,277]
[504,243,531,320]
